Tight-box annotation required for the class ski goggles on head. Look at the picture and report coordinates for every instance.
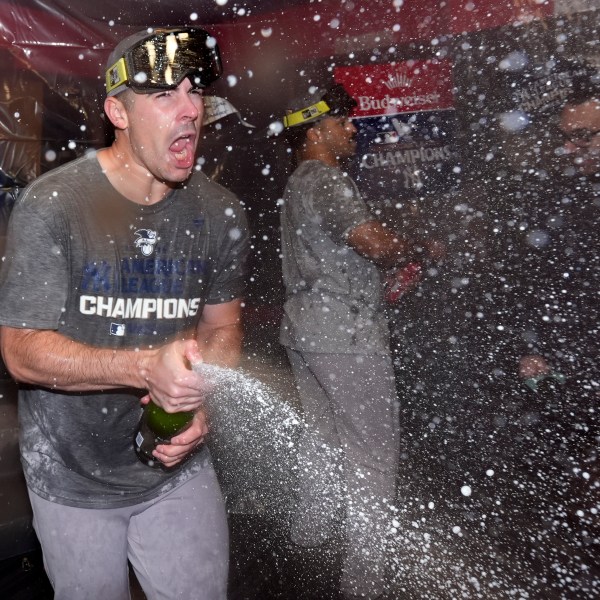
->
[283,83,357,128]
[105,28,222,96]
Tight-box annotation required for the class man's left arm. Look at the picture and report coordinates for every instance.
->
[153,298,244,466]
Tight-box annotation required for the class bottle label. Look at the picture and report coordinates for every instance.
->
[134,416,161,468]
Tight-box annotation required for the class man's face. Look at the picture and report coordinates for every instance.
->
[316,116,357,160]
[559,99,600,176]
[124,77,204,183]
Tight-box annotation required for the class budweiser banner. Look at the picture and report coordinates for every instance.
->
[334,60,458,199]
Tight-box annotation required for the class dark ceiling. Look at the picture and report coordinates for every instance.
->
[33,0,313,26]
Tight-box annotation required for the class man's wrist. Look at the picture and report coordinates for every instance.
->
[131,347,158,390]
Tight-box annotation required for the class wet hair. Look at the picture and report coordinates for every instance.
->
[115,88,135,110]
[284,122,314,155]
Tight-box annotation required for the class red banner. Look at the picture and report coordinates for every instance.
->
[333,60,458,196]
[334,60,454,119]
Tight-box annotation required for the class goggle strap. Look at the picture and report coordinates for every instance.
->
[106,58,129,94]
[284,100,330,128]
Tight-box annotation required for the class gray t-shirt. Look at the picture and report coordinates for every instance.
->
[0,153,249,508]
[279,160,389,354]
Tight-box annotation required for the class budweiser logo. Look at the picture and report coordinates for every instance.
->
[382,70,413,90]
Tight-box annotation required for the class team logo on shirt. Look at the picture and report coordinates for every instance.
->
[134,229,157,256]
[110,322,126,336]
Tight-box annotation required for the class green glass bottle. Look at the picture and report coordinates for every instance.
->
[134,401,194,469]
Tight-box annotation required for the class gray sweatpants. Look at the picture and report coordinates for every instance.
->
[28,468,228,600]
[286,349,400,599]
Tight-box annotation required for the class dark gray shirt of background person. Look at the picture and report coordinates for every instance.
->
[0,153,249,509]
[279,160,389,354]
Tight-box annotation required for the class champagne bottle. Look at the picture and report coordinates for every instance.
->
[134,401,194,468]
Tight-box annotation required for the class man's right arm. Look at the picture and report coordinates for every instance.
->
[347,219,446,270]
[346,220,414,268]
[0,326,207,413]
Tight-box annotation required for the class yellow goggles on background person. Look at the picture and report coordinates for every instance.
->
[283,101,331,128]
[283,83,358,128]
[105,28,222,96]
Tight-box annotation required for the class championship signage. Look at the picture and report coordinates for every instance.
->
[334,60,458,197]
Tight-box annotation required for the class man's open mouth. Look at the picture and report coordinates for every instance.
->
[169,133,196,167]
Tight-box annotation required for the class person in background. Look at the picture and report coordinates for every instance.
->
[199,94,256,183]
[0,27,248,600]
[515,69,599,389]
[278,82,438,600]
[478,67,600,559]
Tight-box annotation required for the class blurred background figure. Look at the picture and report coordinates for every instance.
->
[199,95,256,183]
[501,69,600,389]
[278,82,438,600]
